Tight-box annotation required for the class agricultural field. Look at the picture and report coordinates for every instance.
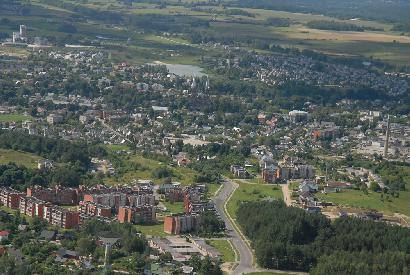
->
[0,149,42,169]
[227,182,283,220]
[2,0,402,66]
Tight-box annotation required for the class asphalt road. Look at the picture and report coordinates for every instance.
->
[213,180,255,275]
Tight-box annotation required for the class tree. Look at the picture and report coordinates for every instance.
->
[123,236,146,254]
[52,167,80,187]
[370,181,381,192]
[199,256,222,275]
[29,216,47,232]
[76,237,96,256]
[198,211,225,237]
[0,254,16,275]
[159,252,172,262]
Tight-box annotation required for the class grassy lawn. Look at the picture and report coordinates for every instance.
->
[105,154,198,186]
[136,222,169,237]
[208,239,236,263]
[227,182,283,220]
[105,144,130,152]
[207,183,222,197]
[289,181,300,190]
[0,149,42,169]
[317,189,410,217]
[162,201,185,214]
[0,114,31,122]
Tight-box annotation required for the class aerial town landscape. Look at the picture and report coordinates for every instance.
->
[0,0,409,274]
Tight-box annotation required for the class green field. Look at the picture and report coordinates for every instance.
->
[105,144,131,152]
[163,201,184,214]
[317,189,410,217]
[208,239,236,263]
[227,182,283,219]
[0,149,42,169]
[136,222,169,237]
[105,154,198,186]
[0,114,31,122]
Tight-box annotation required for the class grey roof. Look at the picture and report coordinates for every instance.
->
[40,230,56,240]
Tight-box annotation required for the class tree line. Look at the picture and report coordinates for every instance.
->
[306,20,381,32]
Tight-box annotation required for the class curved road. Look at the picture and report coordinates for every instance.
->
[213,180,255,275]
[214,180,308,275]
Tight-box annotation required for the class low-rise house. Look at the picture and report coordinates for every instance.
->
[37,159,54,170]
[40,230,56,241]
[323,181,351,193]
[0,230,10,242]
[46,113,64,124]
[230,165,251,179]
[149,236,220,262]
[299,180,319,193]
[54,247,79,263]
[174,152,190,166]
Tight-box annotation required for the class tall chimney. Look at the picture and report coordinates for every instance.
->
[104,243,112,269]
[384,115,390,158]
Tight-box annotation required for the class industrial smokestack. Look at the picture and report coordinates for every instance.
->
[100,237,119,271]
[104,243,112,269]
[384,115,390,158]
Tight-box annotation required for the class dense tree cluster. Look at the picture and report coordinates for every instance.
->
[306,20,380,32]
[237,200,410,273]
[0,130,107,169]
[197,211,225,237]
[189,255,223,275]
[0,163,86,190]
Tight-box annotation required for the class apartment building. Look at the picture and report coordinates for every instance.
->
[0,188,25,209]
[49,207,79,229]
[117,206,156,224]
[128,194,155,207]
[79,201,112,218]
[27,185,79,205]
[164,214,200,235]
[19,196,46,218]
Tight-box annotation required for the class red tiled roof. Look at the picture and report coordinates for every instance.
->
[0,231,10,236]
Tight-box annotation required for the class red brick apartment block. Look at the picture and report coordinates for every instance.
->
[0,188,25,209]
[118,206,156,224]
[80,201,112,218]
[19,196,46,218]
[49,207,79,229]
[164,214,200,235]
[27,185,79,205]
